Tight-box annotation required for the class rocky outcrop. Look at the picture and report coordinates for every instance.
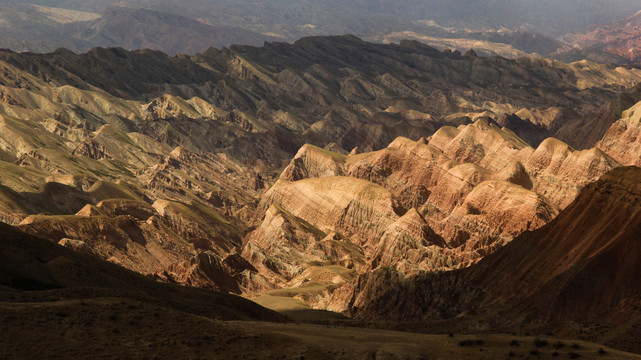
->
[148,146,264,214]
[77,198,156,220]
[258,177,399,251]
[427,120,529,170]
[152,199,241,253]
[280,144,345,182]
[371,209,453,274]
[71,138,113,160]
[241,177,397,298]
[439,180,558,254]
[242,204,366,285]
[524,138,620,208]
[154,252,260,294]
[242,204,330,282]
[57,238,94,255]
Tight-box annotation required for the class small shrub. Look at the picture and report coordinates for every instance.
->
[475,339,485,346]
[571,343,581,350]
[458,340,475,346]
[552,351,559,357]
[554,341,566,349]
[598,348,607,355]
[448,333,454,337]
[509,351,516,357]
[569,352,581,359]
[534,338,549,347]
[510,340,521,347]
[529,349,540,355]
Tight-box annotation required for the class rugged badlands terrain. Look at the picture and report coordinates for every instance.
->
[329,166,641,353]
[2,36,641,357]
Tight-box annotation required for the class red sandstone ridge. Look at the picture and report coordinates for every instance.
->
[327,166,641,353]
[563,10,641,63]
[243,119,620,307]
[598,100,641,166]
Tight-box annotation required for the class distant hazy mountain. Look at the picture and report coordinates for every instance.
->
[0,2,277,54]
[9,0,641,35]
[563,9,641,64]
[1,0,641,56]
[69,5,279,54]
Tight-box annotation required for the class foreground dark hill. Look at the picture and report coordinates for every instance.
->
[331,166,641,353]
[0,222,280,322]
[2,220,640,359]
